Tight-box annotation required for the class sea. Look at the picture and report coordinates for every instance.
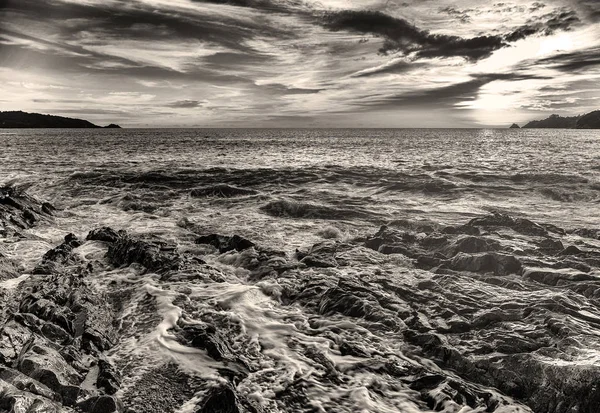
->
[1,128,599,412]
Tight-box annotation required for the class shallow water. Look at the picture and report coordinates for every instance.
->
[1,128,599,412]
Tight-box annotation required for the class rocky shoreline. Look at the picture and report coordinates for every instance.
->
[1,185,600,412]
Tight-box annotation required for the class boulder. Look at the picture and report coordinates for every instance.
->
[448,252,522,276]
[195,234,255,253]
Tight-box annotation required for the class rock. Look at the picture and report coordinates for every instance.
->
[0,366,60,402]
[468,213,548,236]
[448,252,522,275]
[97,358,121,395]
[196,385,245,413]
[87,227,120,243]
[107,234,180,272]
[297,241,345,268]
[33,234,82,274]
[560,245,583,256]
[509,123,520,128]
[441,235,500,256]
[17,341,83,406]
[195,234,255,254]
[0,185,53,236]
[0,379,61,413]
[78,395,123,413]
[571,228,600,240]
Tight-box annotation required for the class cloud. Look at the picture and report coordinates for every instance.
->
[321,10,507,61]
[534,46,600,71]
[166,99,204,108]
[505,8,581,42]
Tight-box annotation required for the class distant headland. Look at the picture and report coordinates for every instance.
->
[0,111,121,128]
[511,110,600,129]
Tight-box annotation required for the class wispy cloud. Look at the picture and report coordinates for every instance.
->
[0,0,598,126]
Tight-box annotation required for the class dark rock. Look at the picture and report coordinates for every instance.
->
[195,234,255,253]
[0,366,60,402]
[0,379,62,412]
[468,213,548,236]
[196,385,246,413]
[17,341,83,406]
[97,358,121,395]
[448,252,522,275]
[509,123,520,128]
[560,245,583,256]
[441,236,500,256]
[537,238,564,253]
[571,228,600,240]
[87,227,120,243]
[78,395,123,413]
[107,235,180,272]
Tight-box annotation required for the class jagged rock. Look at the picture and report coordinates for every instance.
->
[107,235,180,272]
[33,233,82,274]
[447,252,522,275]
[97,358,121,395]
[196,385,248,413]
[17,341,83,406]
[297,241,343,268]
[0,185,53,236]
[177,324,235,362]
[522,267,595,286]
[468,213,548,236]
[87,227,120,243]
[195,234,254,253]
[78,395,123,413]
[571,228,600,240]
[0,379,61,413]
[441,235,500,256]
[0,366,60,402]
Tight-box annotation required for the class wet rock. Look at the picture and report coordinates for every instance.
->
[297,241,348,268]
[97,358,121,395]
[87,227,120,243]
[78,395,123,413]
[536,237,564,253]
[17,341,83,406]
[0,366,60,402]
[447,252,522,275]
[441,235,500,256]
[107,235,180,272]
[0,252,19,281]
[522,267,596,286]
[195,234,255,253]
[468,212,548,236]
[33,234,82,274]
[0,379,61,413]
[196,385,253,413]
[559,245,583,256]
[177,324,234,362]
[0,186,54,235]
[260,199,366,220]
[571,228,600,240]
[190,184,258,198]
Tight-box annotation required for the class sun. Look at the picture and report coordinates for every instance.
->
[537,34,574,56]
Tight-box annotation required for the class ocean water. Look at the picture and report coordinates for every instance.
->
[1,128,600,412]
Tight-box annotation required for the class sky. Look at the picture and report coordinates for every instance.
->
[0,0,599,127]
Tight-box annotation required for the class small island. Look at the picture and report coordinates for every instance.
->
[0,111,121,128]
[520,110,600,129]
[509,123,520,129]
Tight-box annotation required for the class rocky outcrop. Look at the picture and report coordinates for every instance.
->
[509,123,520,128]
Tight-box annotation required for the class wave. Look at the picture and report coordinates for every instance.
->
[260,199,371,220]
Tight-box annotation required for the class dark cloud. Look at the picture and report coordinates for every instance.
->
[438,6,474,23]
[368,72,551,109]
[167,100,204,108]
[534,47,600,72]
[322,10,506,61]
[505,8,580,42]
[530,2,547,12]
